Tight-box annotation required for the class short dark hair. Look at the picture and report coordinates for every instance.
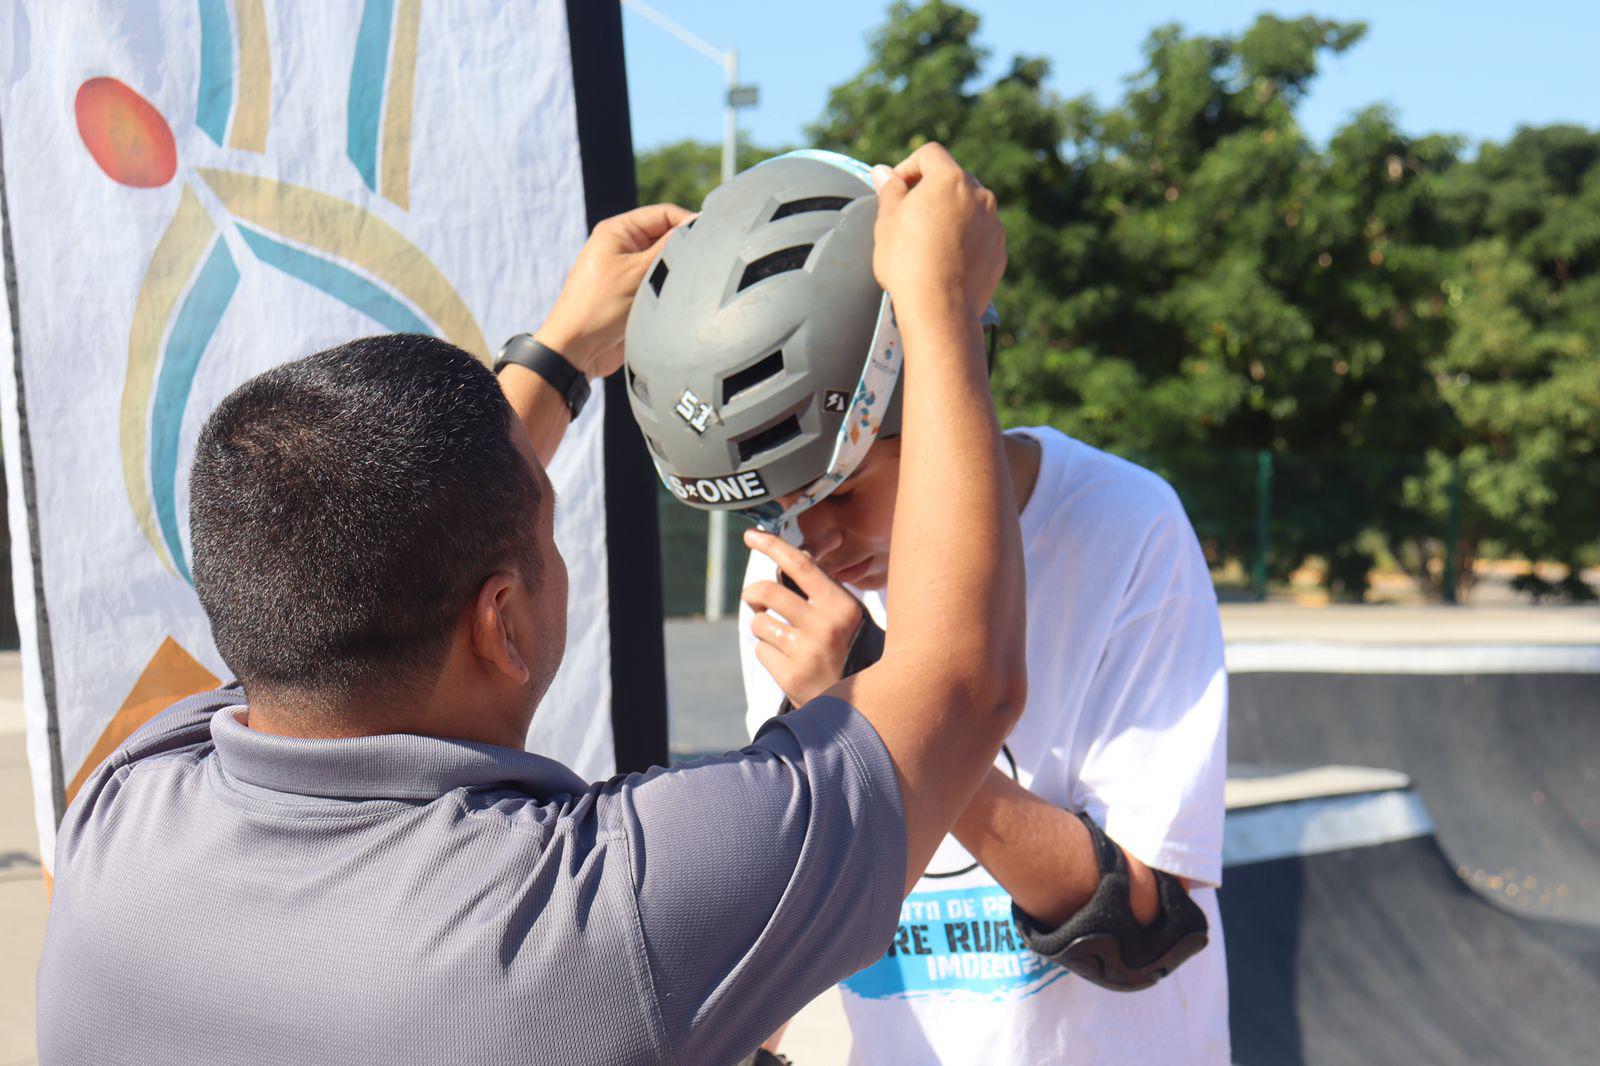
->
[189,334,541,701]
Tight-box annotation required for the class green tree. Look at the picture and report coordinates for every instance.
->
[1424,127,1600,596]
[807,4,1467,596]
[634,139,781,212]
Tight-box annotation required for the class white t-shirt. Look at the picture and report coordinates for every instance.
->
[738,427,1230,1065]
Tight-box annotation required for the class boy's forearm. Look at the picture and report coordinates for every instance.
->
[820,145,1018,893]
[953,770,1159,928]
[882,305,1026,700]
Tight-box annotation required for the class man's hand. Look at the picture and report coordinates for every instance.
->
[534,203,693,378]
[505,203,691,465]
[742,533,867,708]
[870,143,1005,325]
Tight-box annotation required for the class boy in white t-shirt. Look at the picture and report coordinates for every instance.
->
[623,148,1228,1064]
[737,427,1229,1064]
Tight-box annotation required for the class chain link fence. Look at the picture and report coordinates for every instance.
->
[658,485,752,618]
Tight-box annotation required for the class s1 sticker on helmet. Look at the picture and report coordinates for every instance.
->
[674,388,714,434]
[666,470,770,505]
[823,389,850,413]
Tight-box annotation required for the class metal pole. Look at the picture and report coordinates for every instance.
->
[723,50,738,184]
[620,0,725,63]
[704,514,727,619]
[1253,450,1273,601]
[702,49,739,621]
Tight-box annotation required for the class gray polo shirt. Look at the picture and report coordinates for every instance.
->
[38,686,904,1065]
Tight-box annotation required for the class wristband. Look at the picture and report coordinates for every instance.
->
[494,334,590,420]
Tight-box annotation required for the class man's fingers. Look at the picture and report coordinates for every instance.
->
[874,166,909,212]
[606,203,693,252]
[744,529,832,599]
[891,141,960,187]
[635,221,680,268]
[624,202,694,236]
[659,203,696,225]
[613,227,679,294]
[742,580,812,625]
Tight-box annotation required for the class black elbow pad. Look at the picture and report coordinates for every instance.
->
[1013,812,1209,992]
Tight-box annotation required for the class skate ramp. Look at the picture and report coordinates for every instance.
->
[1222,777,1600,1065]
[1227,649,1600,927]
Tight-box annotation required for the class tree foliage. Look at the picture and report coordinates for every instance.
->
[636,2,1600,599]
[1430,127,1600,574]
[635,139,781,211]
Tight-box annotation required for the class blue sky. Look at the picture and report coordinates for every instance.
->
[621,1,1600,155]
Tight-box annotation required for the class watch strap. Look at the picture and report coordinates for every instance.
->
[495,334,590,419]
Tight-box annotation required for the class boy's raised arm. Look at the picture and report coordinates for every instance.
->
[811,143,1026,893]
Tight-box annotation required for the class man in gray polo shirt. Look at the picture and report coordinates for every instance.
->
[38,144,1023,1065]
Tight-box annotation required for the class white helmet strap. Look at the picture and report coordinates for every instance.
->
[757,291,903,533]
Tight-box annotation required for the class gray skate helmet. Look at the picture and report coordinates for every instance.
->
[624,149,997,529]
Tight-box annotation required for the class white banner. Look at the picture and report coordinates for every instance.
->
[0,0,616,871]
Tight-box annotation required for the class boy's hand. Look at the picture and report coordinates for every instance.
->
[742,530,869,708]
[870,143,1005,324]
[534,203,693,378]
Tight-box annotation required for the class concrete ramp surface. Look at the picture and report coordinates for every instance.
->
[1222,654,1600,1064]
[1229,663,1600,927]
[1222,785,1600,1065]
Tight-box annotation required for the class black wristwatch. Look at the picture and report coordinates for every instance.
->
[494,333,590,420]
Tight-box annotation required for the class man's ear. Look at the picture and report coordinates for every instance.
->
[469,572,531,685]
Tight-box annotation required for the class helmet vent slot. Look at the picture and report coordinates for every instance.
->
[648,259,669,296]
[627,366,650,404]
[737,245,813,292]
[736,414,802,463]
[644,433,667,460]
[722,350,784,405]
[771,196,854,221]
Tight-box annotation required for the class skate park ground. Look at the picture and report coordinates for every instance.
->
[0,603,1595,1063]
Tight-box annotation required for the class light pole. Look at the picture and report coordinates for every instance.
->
[621,0,758,621]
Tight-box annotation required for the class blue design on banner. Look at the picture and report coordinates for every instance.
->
[151,236,240,583]
[237,226,432,335]
[347,0,396,191]
[842,884,1070,1002]
[195,0,234,146]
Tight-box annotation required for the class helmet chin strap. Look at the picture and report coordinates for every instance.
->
[751,299,1001,535]
[754,291,904,534]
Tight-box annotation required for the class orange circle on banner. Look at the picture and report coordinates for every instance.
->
[75,77,177,188]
